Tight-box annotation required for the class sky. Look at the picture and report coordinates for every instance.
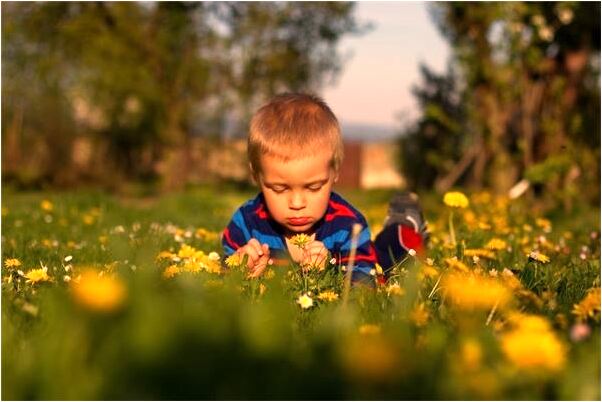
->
[321,1,450,137]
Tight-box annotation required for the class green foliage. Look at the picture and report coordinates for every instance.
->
[2,2,366,184]
[400,2,600,202]
[1,186,600,399]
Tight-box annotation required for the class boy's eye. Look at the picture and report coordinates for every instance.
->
[270,186,287,193]
[307,184,323,192]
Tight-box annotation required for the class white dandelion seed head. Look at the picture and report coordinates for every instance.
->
[408,249,417,257]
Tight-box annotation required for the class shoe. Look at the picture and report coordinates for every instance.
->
[383,192,428,240]
[374,191,429,277]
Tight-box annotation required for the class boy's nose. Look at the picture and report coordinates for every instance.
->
[288,192,306,210]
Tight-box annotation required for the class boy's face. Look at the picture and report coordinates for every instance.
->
[257,150,337,235]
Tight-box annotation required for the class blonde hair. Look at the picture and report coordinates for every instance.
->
[248,93,343,178]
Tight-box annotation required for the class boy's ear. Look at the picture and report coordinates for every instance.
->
[249,163,259,185]
[333,170,339,183]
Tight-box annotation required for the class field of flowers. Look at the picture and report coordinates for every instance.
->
[2,185,600,400]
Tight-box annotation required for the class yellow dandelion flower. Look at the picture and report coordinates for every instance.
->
[528,251,550,263]
[4,258,22,268]
[464,248,496,260]
[317,290,339,302]
[71,270,126,313]
[290,233,311,249]
[225,253,243,268]
[418,265,439,280]
[443,273,511,310]
[485,238,507,251]
[410,303,430,327]
[386,283,405,297]
[82,214,95,225]
[460,338,483,371]
[501,314,566,372]
[572,288,601,322]
[535,218,552,231]
[182,260,201,273]
[40,200,53,212]
[444,257,469,273]
[195,228,219,241]
[359,324,381,335]
[163,265,181,279]
[443,191,469,208]
[25,268,51,284]
[297,293,314,309]
[178,244,197,259]
[156,251,175,261]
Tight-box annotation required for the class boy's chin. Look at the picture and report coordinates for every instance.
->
[284,223,314,233]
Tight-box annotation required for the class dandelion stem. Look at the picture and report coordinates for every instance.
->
[428,274,443,299]
[342,223,362,307]
[448,211,456,246]
[486,299,500,326]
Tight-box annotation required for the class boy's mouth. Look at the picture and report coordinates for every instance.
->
[287,217,312,226]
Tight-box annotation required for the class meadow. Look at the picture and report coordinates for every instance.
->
[2,184,600,400]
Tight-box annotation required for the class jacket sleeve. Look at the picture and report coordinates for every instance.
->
[337,219,377,284]
[221,209,251,257]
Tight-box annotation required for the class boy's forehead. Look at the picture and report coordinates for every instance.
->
[260,151,333,182]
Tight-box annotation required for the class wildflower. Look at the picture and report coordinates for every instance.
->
[443,191,469,208]
[460,338,482,371]
[64,255,73,262]
[464,248,496,260]
[163,265,181,279]
[40,200,53,212]
[225,254,243,268]
[375,263,384,275]
[528,251,550,263]
[71,270,126,312]
[419,265,439,280]
[317,290,339,302]
[426,258,434,266]
[443,273,511,310]
[25,268,51,285]
[444,257,469,273]
[290,233,311,249]
[410,303,429,327]
[208,252,220,261]
[156,251,174,261]
[82,214,95,225]
[4,258,22,268]
[408,248,416,257]
[485,238,507,251]
[296,293,314,309]
[572,288,601,322]
[501,313,566,372]
[359,324,381,335]
[63,275,71,283]
[386,283,405,297]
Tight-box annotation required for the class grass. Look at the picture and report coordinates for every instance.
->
[2,184,600,400]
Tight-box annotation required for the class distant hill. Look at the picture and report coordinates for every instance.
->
[340,121,399,142]
[216,118,400,143]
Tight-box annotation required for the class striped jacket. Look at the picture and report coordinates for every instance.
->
[222,192,377,282]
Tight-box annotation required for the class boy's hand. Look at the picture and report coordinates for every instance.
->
[301,240,329,271]
[237,238,271,278]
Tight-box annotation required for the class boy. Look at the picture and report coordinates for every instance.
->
[222,93,427,283]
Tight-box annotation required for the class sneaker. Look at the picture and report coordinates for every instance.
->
[383,191,429,246]
[374,191,429,277]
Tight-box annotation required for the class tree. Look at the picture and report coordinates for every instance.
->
[401,2,600,205]
[2,2,366,188]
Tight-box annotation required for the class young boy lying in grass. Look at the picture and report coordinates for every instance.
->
[222,93,428,283]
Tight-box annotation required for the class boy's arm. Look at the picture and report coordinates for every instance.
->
[222,209,250,256]
[338,223,378,284]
